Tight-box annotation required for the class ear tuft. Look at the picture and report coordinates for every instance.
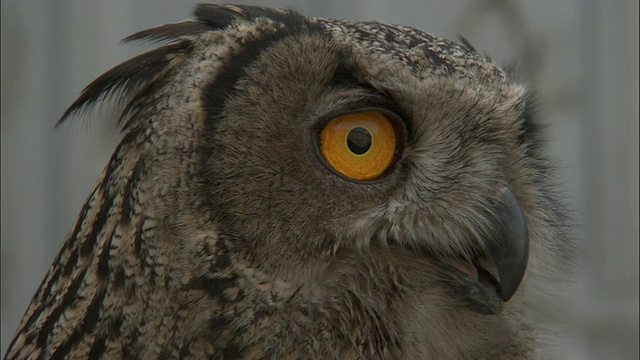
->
[57,40,192,128]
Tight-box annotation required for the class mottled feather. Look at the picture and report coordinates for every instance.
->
[5,4,573,360]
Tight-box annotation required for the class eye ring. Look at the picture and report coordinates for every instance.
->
[317,110,401,181]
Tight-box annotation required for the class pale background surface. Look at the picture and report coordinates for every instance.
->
[1,1,638,358]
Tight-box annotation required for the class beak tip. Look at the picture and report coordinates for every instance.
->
[498,264,527,301]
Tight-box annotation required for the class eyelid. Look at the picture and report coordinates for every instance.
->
[314,105,406,135]
[314,88,411,140]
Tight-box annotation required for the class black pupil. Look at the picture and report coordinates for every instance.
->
[346,127,372,155]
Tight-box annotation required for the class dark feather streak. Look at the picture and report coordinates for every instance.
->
[97,226,116,278]
[36,267,89,348]
[87,335,108,359]
[120,157,145,224]
[48,284,108,359]
[81,191,116,258]
[421,46,456,73]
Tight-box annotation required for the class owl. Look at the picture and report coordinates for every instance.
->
[4,4,574,360]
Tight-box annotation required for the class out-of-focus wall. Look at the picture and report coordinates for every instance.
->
[1,1,637,358]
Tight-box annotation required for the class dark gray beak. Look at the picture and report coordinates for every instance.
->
[487,187,529,301]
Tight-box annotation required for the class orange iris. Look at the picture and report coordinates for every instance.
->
[319,111,397,180]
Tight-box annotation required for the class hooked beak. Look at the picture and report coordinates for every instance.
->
[435,186,529,315]
[487,186,529,301]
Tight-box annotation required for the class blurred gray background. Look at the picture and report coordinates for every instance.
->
[1,0,638,358]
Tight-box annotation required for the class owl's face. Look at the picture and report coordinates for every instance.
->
[193,16,548,316]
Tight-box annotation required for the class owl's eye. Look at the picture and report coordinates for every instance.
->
[319,111,397,180]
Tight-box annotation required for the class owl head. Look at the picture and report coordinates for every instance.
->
[21,4,575,358]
